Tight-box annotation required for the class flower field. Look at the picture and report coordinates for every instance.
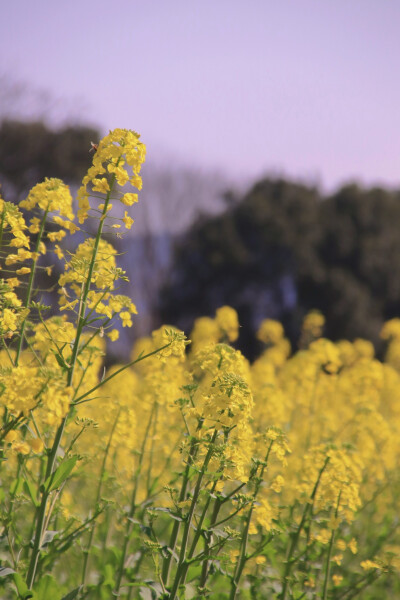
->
[1,129,400,599]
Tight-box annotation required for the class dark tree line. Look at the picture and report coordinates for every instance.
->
[160,179,400,358]
[0,119,99,201]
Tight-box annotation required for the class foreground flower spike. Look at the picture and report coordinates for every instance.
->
[77,128,146,224]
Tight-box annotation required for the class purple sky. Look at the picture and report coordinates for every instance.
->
[1,0,400,191]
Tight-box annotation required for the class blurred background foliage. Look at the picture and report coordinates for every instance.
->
[161,179,400,359]
[1,116,400,361]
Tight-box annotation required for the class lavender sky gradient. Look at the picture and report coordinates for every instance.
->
[1,0,400,191]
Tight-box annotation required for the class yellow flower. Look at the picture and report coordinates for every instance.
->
[107,329,120,341]
[152,327,190,362]
[190,316,220,351]
[348,538,358,554]
[302,310,325,336]
[21,178,74,219]
[215,306,239,342]
[4,430,18,443]
[92,178,110,193]
[77,128,145,223]
[13,441,30,455]
[48,230,67,243]
[361,560,381,570]
[332,575,343,586]
[270,474,285,493]
[59,239,118,291]
[120,311,132,328]
[257,319,284,345]
[122,211,134,230]
[54,245,64,260]
[16,267,31,275]
[121,193,139,206]
[29,217,41,234]
[29,438,44,453]
[1,308,18,333]
[5,248,32,265]
[52,215,79,232]
[6,278,21,288]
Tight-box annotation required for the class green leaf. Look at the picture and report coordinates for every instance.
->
[34,574,62,600]
[44,456,78,492]
[23,480,39,507]
[101,563,115,587]
[0,566,15,577]
[53,352,69,371]
[13,573,34,599]
[40,530,58,548]
[10,477,24,496]
[61,587,82,600]
[150,507,183,521]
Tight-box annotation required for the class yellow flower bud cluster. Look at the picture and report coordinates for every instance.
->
[190,306,240,354]
[3,429,44,455]
[77,128,145,224]
[0,364,70,425]
[0,280,27,338]
[257,318,285,345]
[59,238,118,290]
[0,194,30,250]
[381,317,400,371]
[215,305,240,342]
[20,177,74,219]
[300,309,325,347]
[152,326,189,362]
[255,318,291,368]
[58,238,137,328]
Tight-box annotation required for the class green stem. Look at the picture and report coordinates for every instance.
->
[161,436,199,587]
[322,492,341,600]
[168,429,218,600]
[72,343,171,406]
[26,418,67,588]
[0,206,6,250]
[3,457,23,563]
[113,402,156,595]
[81,410,121,589]
[229,443,273,600]
[198,493,223,589]
[15,207,49,364]
[180,435,232,589]
[146,403,159,495]
[178,478,220,588]
[280,456,330,600]
[335,571,381,600]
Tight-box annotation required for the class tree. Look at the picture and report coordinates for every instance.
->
[160,178,400,357]
[0,119,99,201]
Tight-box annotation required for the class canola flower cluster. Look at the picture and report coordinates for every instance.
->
[0,129,399,600]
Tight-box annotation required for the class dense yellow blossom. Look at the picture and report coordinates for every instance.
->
[0,280,27,338]
[215,305,240,342]
[20,177,74,219]
[257,318,284,345]
[77,128,146,223]
[59,238,118,290]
